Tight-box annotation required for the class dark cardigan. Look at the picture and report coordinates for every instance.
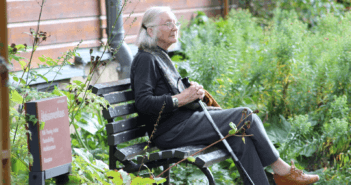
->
[130,48,194,139]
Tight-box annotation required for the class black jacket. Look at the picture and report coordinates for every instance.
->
[130,49,193,139]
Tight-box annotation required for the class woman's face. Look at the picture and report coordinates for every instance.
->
[155,11,179,49]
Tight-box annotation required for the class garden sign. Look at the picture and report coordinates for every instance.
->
[25,96,72,185]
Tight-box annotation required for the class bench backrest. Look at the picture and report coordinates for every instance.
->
[89,78,148,146]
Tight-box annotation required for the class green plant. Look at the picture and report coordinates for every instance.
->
[178,8,351,183]
[274,0,346,27]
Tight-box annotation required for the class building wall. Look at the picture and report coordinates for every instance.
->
[7,0,236,72]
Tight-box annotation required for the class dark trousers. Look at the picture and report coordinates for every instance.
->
[153,107,279,185]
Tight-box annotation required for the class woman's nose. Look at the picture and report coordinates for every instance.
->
[172,25,179,31]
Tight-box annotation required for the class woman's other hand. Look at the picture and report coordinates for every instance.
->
[190,81,205,100]
[173,81,205,107]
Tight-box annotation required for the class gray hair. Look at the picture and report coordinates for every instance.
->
[136,6,174,50]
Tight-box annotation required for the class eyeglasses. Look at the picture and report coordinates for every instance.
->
[150,22,181,29]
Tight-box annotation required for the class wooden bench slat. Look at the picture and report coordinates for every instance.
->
[135,146,224,164]
[108,127,147,146]
[103,91,134,105]
[106,117,144,135]
[161,150,174,159]
[195,149,230,168]
[173,145,220,159]
[102,103,136,120]
[89,78,131,95]
[136,146,204,164]
[137,151,162,164]
[115,142,157,161]
[173,146,205,159]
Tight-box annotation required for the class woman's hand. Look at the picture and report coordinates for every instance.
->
[173,81,205,107]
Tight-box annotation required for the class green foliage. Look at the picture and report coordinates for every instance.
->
[179,8,351,183]
[265,115,291,144]
[273,0,346,27]
[237,0,348,27]
[289,114,312,135]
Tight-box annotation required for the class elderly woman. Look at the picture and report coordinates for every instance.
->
[130,6,319,185]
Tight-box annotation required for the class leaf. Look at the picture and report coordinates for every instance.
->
[87,76,92,81]
[265,115,291,144]
[10,90,23,104]
[37,74,48,83]
[187,156,196,163]
[119,169,132,185]
[106,170,123,185]
[154,177,167,184]
[73,80,82,86]
[228,129,236,135]
[20,78,26,85]
[12,55,23,62]
[11,156,28,174]
[299,144,317,157]
[143,146,148,150]
[228,122,237,135]
[19,60,27,70]
[46,59,54,66]
[217,78,224,85]
[229,122,237,133]
[39,121,45,130]
[242,136,245,144]
[73,148,94,165]
[95,160,109,170]
[15,44,25,50]
[13,76,19,82]
[131,176,155,185]
[171,55,183,61]
[75,112,102,135]
[38,56,46,62]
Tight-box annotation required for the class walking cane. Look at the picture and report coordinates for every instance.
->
[182,77,255,185]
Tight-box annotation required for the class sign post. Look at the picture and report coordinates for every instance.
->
[25,96,72,184]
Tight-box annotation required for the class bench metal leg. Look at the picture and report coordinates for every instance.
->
[199,167,216,185]
[109,145,117,170]
[191,163,216,185]
[162,160,170,185]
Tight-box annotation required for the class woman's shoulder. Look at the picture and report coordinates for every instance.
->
[132,49,158,70]
[135,49,156,60]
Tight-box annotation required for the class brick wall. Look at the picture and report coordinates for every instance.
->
[7,0,236,71]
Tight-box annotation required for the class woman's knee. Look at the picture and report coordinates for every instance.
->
[236,107,265,132]
[237,107,253,114]
[235,107,254,124]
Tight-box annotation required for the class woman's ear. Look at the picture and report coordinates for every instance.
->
[147,27,153,37]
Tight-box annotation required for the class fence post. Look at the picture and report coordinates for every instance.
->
[0,0,11,184]
[224,0,229,18]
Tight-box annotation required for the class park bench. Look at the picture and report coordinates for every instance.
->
[90,78,234,185]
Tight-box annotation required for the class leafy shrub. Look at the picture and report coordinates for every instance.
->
[178,8,351,183]
[289,114,312,136]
